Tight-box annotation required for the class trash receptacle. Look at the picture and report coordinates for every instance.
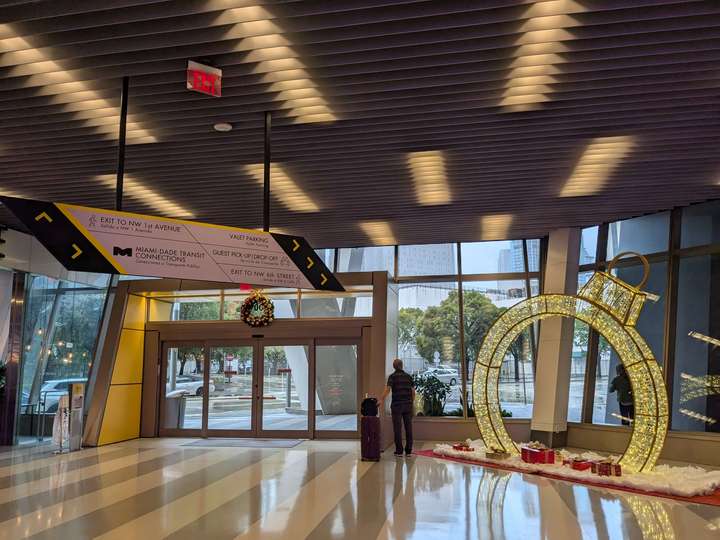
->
[360,396,380,461]
[165,390,188,429]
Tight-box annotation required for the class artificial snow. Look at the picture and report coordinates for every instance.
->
[433,439,720,498]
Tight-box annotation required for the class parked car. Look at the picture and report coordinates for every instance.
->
[40,378,87,413]
[166,376,215,397]
[423,367,459,386]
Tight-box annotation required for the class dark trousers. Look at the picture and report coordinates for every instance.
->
[391,402,413,454]
[619,403,635,425]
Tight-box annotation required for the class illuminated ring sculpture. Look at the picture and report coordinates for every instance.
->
[472,252,668,473]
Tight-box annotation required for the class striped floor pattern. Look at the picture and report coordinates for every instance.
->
[0,438,718,539]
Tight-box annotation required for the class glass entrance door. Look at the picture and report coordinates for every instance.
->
[159,337,360,439]
[206,343,256,435]
[315,342,359,434]
[259,342,313,437]
[160,343,206,435]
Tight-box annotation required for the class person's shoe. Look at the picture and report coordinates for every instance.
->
[394,451,404,457]
[405,451,413,457]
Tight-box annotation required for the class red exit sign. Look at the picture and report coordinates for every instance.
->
[186,60,222,97]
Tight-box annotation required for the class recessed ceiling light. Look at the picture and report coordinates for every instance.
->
[244,163,319,212]
[560,136,635,197]
[407,150,452,205]
[480,214,514,240]
[96,174,195,218]
[213,122,233,132]
[499,4,585,112]
[359,221,397,245]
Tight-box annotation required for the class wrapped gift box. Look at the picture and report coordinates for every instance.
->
[571,459,592,471]
[521,446,555,464]
[594,461,614,476]
[452,443,474,452]
[589,459,621,476]
[485,451,510,460]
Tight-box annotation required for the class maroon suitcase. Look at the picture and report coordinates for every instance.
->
[361,416,381,461]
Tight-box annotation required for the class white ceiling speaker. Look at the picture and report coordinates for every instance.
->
[213,122,233,132]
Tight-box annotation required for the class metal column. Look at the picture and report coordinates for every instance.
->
[116,76,129,212]
[263,111,271,232]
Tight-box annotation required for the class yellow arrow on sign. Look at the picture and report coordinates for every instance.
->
[71,243,82,259]
[292,239,301,252]
[35,212,53,223]
[306,257,314,269]
[320,273,328,286]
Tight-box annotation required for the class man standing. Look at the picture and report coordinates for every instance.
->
[609,364,634,425]
[381,359,415,457]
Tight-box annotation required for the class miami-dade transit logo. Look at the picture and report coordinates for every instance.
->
[113,246,133,257]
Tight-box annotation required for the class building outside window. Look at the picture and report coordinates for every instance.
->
[396,239,541,419]
[463,280,533,418]
[397,282,461,416]
[336,246,395,276]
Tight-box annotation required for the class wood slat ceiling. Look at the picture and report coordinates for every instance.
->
[0,0,719,248]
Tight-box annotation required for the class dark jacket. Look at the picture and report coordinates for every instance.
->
[610,373,633,406]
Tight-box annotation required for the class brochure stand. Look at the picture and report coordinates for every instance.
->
[51,383,85,454]
[52,395,69,454]
[69,382,85,451]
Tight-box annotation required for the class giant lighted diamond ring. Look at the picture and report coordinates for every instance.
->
[472,252,669,473]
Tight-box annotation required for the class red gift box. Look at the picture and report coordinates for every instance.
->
[589,460,621,476]
[521,446,555,464]
[452,443,473,452]
[595,461,613,476]
[571,459,592,471]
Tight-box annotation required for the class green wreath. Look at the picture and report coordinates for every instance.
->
[239,290,275,327]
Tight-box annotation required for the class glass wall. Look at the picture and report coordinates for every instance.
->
[337,246,394,275]
[572,201,720,434]
[396,239,542,418]
[463,280,533,418]
[147,287,373,321]
[16,274,110,443]
[606,212,669,259]
[315,345,358,431]
[672,253,720,432]
[398,282,461,416]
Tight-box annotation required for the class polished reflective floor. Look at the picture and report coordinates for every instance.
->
[0,439,718,539]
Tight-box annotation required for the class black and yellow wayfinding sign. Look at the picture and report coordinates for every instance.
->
[0,196,344,291]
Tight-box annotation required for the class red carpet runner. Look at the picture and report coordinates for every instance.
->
[415,449,720,507]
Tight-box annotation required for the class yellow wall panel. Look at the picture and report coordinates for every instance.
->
[148,298,173,322]
[98,384,141,445]
[112,329,144,385]
[123,294,147,330]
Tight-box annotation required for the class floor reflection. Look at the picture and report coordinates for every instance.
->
[366,451,720,540]
[2,440,720,539]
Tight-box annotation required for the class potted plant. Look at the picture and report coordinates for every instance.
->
[412,373,451,416]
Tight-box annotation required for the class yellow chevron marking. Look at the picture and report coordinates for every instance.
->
[292,239,301,252]
[71,243,83,259]
[320,273,328,286]
[35,211,53,223]
[306,257,315,269]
